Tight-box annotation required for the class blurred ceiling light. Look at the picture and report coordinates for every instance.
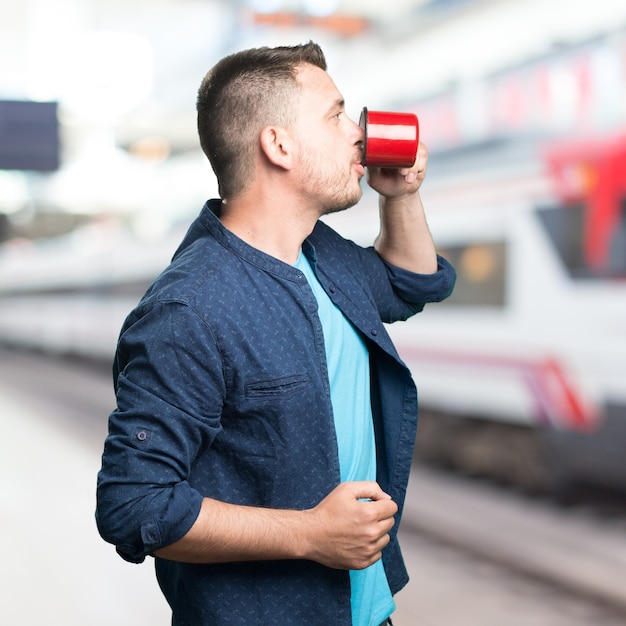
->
[303,0,339,17]
[247,0,340,18]
[248,0,284,13]
[60,31,154,123]
[42,146,151,215]
[0,171,29,215]
[128,136,171,163]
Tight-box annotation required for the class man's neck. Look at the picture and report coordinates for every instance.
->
[218,196,317,265]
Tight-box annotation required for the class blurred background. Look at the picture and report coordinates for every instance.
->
[1,0,626,624]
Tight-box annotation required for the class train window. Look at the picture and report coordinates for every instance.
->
[536,200,626,279]
[610,199,626,276]
[536,203,586,276]
[436,241,507,307]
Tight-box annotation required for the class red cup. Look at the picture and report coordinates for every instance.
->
[359,107,419,168]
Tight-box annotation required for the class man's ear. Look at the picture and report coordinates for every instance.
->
[259,126,294,170]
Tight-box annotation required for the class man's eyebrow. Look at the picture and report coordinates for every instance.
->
[326,98,345,115]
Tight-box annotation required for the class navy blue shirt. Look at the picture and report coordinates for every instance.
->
[96,199,455,625]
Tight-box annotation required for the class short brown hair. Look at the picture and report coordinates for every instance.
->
[197,41,327,199]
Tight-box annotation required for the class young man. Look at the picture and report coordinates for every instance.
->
[96,41,455,625]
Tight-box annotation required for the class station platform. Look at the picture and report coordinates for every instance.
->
[0,381,171,625]
[3,348,626,626]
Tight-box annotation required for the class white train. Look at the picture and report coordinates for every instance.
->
[1,134,624,494]
[2,28,626,493]
[324,132,626,494]
[390,135,626,493]
[0,218,185,360]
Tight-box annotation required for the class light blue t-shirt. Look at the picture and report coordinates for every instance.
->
[294,252,395,626]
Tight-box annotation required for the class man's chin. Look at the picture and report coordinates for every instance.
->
[321,190,363,217]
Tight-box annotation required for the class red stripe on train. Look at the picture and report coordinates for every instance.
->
[397,347,598,430]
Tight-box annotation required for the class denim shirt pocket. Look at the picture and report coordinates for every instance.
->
[244,373,310,398]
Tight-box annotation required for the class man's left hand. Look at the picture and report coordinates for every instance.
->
[366,141,428,199]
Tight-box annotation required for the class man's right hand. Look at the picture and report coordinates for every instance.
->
[303,481,398,570]
[154,481,397,569]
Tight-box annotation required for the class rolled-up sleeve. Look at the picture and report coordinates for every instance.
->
[354,243,456,323]
[383,254,456,305]
[96,300,224,563]
[308,220,456,324]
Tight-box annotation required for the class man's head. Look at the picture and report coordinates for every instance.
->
[197,41,327,200]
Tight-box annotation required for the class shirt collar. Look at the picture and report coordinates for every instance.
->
[198,199,319,280]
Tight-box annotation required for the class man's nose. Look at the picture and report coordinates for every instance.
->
[349,115,365,145]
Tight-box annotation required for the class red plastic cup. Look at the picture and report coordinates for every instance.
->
[359,107,419,168]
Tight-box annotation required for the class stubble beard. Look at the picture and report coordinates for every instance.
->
[302,156,363,217]
[320,185,362,217]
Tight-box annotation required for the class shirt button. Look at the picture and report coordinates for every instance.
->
[136,430,148,441]
[370,329,378,336]
[329,284,336,293]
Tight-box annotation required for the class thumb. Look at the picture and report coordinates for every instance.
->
[348,481,392,502]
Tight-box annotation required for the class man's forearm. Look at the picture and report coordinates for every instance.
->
[154,497,310,563]
[153,481,397,571]
[374,192,438,274]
